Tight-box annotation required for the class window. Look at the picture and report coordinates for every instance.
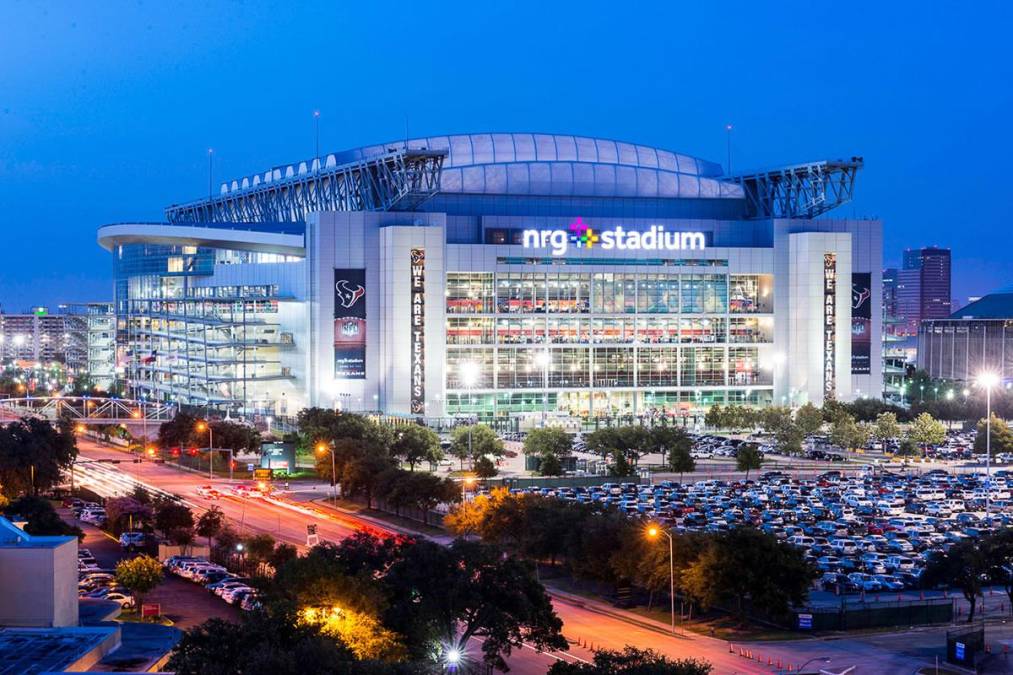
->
[637,317,680,344]
[446,348,494,389]
[497,273,545,313]
[592,318,636,343]
[548,318,589,344]
[446,318,494,345]
[549,348,590,387]
[546,273,590,313]
[592,274,637,313]
[730,274,774,313]
[496,317,545,344]
[592,347,635,387]
[636,275,680,313]
[446,273,494,314]
[680,347,726,386]
[496,348,547,388]
[637,347,679,386]
[729,317,773,343]
[681,274,727,314]
[729,347,768,385]
[679,317,726,344]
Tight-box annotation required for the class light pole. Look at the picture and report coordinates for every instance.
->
[977,371,1000,516]
[317,442,338,500]
[197,420,214,479]
[646,524,676,634]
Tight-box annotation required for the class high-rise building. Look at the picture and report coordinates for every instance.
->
[882,267,899,333]
[59,303,116,390]
[0,307,69,364]
[893,247,952,335]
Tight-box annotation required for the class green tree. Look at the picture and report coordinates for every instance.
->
[794,403,824,437]
[0,418,77,499]
[922,538,989,622]
[648,426,692,466]
[115,554,163,608]
[704,404,726,430]
[985,529,1013,615]
[341,454,396,509]
[907,412,947,447]
[449,424,504,467]
[3,495,82,539]
[104,496,153,535]
[829,413,870,451]
[974,415,1013,456]
[390,424,442,471]
[157,411,199,450]
[735,443,763,479]
[874,411,902,445]
[610,449,636,477]
[895,438,920,457]
[474,455,498,478]
[523,427,572,459]
[195,506,225,550]
[548,647,712,675]
[585,428,619,461]
[666,443,696,482]
[538,452,563,477]
[154,499,195,540]
[270,542,299,571]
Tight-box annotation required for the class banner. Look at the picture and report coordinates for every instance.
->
[333,269,366,379]
[410,249,426,415]
[851,272,872,375]
[823,254,837,400]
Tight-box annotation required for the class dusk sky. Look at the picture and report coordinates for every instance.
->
[1,1,1010,309]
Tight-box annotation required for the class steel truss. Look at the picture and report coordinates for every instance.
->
[732,158,863,219]
[165,148,447,223]
[0,397,176,424]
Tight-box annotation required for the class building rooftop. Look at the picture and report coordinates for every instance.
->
[0,626,118,674]
[0,518,75,550]
[949,288,1013,320]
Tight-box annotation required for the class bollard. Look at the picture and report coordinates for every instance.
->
[728,643,733,653]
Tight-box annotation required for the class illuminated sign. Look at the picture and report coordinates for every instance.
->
[823,253,837,399]
[410,248,426,415]
[333,269,366,379]
[522,217,706,256]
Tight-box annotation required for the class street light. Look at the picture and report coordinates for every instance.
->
[976,371,1000,516]
[316,442,337,500]
[646,524,676,634]
[196,420,214,479]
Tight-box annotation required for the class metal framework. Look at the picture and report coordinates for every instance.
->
[731,157,863,219]
[0,397,176,425]
[165,148,447,223]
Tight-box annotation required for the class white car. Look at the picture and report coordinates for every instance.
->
[104,591,136,608]
[196,485,221,500]
[221,585,255,604]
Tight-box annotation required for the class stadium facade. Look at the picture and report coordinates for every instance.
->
[97,132,882,423]
[918,287,1013,382]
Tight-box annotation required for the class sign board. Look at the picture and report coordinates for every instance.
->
[334,268,367,379]
[851,272,871,374]
[797,613,813,630]
[246,463,256,473]
[823,253,837,399]
[253,468,273,481]
[522,217,707,256]
[409,248,426,415]
[955,642,965,661]
[141,603,160,618]
[306,523,319,547]
[260,442,296,472]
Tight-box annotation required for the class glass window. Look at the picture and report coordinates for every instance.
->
[681,274,727,314]
[496,348,548,388]
[592,347,635,387]
[549,348,590,387]
[548,318,589,344]
[497,273,545,313]
[592,274,637,313]
[679,317,726,344]
[636,274,680,313]
[446,318,494,345]
[729,316,773,343]
[446,348,494,389]
[729,347,770,385]
[637,317,680,344]
[636,347,679,386]
[446,273,494,314]
[546,273,590,313]
[680,347,726,386]
[730,274,774,313]
[592,318,636,343]
[496,317,545,344]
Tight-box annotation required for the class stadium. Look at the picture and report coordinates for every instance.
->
[97,132,882,425]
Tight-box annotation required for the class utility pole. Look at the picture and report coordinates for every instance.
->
[725,124,733,176]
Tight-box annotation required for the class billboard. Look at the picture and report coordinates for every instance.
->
[410,248,426,414]
[851,272,872,375]
[334,269,366,379]
[823,254,837,399]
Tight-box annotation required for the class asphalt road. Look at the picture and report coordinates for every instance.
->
[71,438,1013,674]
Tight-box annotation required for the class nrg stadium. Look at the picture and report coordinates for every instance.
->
[97,132,881,426]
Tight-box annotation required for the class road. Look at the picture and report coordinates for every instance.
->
[72,438,1002,674]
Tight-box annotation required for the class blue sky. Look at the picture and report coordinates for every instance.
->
[1,1,1010,308]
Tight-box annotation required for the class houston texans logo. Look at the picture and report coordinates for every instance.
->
[852,285,871,310]
[335,279,365,308]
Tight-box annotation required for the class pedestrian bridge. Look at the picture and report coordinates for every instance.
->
[0,397,176,425]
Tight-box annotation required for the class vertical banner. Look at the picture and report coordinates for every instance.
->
[333,269,366,379]
[410,248,426,415]
[823,254,837,399]
[851,272,872,375]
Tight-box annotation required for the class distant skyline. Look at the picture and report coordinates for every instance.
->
[1,1,1011,309]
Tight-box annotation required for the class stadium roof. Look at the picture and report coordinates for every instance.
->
[950,288,1013,319]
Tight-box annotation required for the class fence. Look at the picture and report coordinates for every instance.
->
[477,475,648,490]
[794,597,953,631]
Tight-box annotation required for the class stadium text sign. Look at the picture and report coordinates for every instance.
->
[522,217,706,256]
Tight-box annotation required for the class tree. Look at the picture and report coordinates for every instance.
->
[610,449,635,477]
[829,413,869,451]
[246,533,277,576]
[154,499,195,540]
[649,426,692,466]
[704,404,726,430]
[523,427,572,459]
[105,496,153,534]
[974,415,1013,456]
[666,443,695,482]
[0,418,77,499]
[735,443,763,479]
[683,528,815,623]
[390,424,442,471]
[449,424,504,467]
[906,411,947,447]
[922,538,989,622]
[548,647,712,675]
[341,454,396,508]
[874,411,902,444]
[474,455,498,478]
[985,529,1013,616]
[3,495,82,539]
[585,428,619,461]
[794,403,824,437]
[158,411,199,450]
[115,554,163,608]
[270,543,299,571]
[539,452,563,476]
[196,506,225,550]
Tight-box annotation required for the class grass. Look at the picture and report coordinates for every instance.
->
[626,606,797,641]
[319,497,447,537]
[116,608,175,626]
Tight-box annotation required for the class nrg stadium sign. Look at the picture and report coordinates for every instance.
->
[522,217,706,256]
